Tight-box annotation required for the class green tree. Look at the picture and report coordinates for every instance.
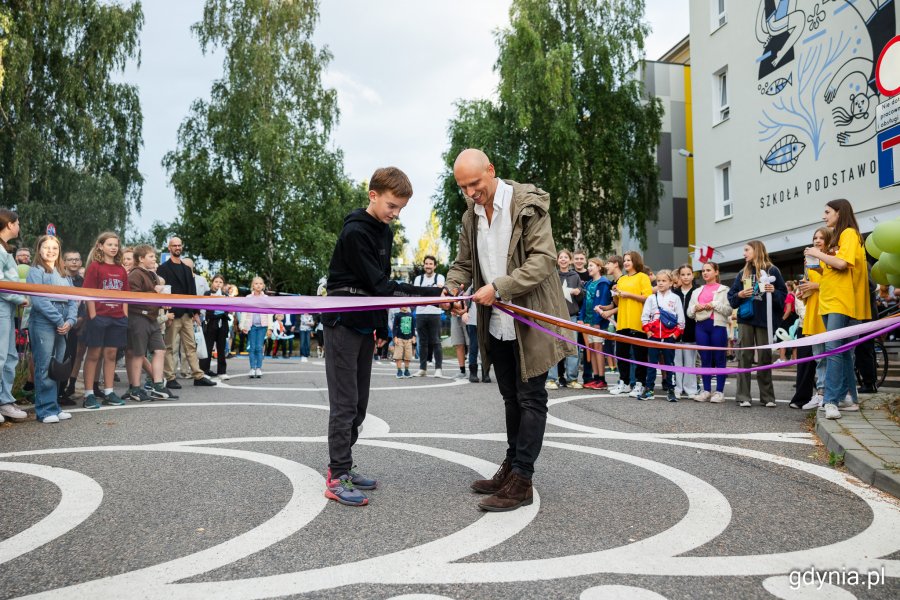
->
[434,0,663,257]
[0,0,144,253]
[164,0,363,294]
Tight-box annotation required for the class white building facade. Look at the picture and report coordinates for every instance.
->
[689,0,900,272]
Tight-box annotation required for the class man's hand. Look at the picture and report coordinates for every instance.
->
[472,283,497,306]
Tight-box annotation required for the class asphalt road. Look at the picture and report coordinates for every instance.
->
[0,356,898,600]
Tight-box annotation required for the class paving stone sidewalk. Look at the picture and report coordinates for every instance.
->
[816,392,900,498]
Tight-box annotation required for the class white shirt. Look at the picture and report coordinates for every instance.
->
[474,179,516,341]
[414,272,445,315]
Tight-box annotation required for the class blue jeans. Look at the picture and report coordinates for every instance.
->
[548,316,580,383]
[823,313,858,406]
[30,315,67,420]
[646,338,675,391]
[0,301,18,405]
[299,330,311,358]
[813,343,825,391]
[248,326,267,369]
[467,324,479,366]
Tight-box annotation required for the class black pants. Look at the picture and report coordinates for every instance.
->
[790,335,816,405]
[416,314,442,370]
[854,335,877,388]
[615,328,648,386]
[200,315,228,375]
[325,324,375,477]
[488,335,549,479]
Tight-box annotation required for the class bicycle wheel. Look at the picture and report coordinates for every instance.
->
[874,339,888,389]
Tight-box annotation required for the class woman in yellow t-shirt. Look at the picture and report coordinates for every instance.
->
[607,251,653,397]
[803,199,871,420]
[789,227,832,410]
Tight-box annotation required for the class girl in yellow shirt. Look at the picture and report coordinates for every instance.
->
[803,199,871,419]
[789,227,831,410]
[607,251,653,397]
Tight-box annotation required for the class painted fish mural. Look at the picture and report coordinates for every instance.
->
[760,134,806,173]
[760,73,792,96]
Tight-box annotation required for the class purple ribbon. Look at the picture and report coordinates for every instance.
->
[496,306,899,376]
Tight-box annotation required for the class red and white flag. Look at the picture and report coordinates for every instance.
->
[690,244,718,271]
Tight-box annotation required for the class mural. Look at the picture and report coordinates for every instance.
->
[756,0,897,171]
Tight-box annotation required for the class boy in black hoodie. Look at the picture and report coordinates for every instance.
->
[323,166,443,506]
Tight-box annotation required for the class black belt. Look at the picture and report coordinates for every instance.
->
[328,286,371,296]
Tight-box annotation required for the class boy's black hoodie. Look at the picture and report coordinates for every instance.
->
[323,208,442,336]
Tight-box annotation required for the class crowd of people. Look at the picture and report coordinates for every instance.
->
[0,196,887,427]
[0,220,328,425]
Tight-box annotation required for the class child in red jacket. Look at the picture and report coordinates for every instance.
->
[640,270,685,402]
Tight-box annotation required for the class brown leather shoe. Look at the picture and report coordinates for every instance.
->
[470,459,512,494]
[478,472,533,512]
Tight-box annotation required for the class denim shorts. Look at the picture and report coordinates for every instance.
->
[84,316,128,349]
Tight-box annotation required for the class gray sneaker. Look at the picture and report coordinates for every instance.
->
[0,402,27,422]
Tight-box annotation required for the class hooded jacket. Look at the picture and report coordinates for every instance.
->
[445,180,570,380]
[324,208,442,335]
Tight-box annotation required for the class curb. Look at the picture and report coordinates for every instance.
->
[815,414,900,499]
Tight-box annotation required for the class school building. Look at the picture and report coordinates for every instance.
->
[633,0,900,279]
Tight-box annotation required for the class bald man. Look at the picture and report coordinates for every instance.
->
[444,148,571,512]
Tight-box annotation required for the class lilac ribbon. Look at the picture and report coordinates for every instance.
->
[496,305,900,376]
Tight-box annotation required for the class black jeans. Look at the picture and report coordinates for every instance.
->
[488,335,549,479]
[615,328,648,386]
[416,314,442,370]
[790,335,816,405]
[854,335,877,388]
[325,324,376,477]
[201,314,228,375]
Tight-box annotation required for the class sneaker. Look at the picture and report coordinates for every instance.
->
[249,369,257,379]
[58,396,77,407]
[0,403,27,421]
[739,400,752,408]
[58,411,72,420]
[692,391,711,402]
[583,380,599,390]
[257,369,263,378]
[324,472,368,506]
[838,398,860,412]
[132,387,152,402]
[150,383,171,400]
[454,371,468,380]
[824,403,842,419]
[143,379,153,391]
[194,377,217,386]
[82,394,101,410]
[469,372,480,383]
[605,366,614,373]
[42,415,60,424]
[121,387,137,402]
[481,373,492,383]
[568,381,584,389]
[217,373,230,381]
[434,369,444,378]
[608,382,631,395]
[166,379,182,390]
[545,380,559,390]
[588,380,608,390]
[765,401,777,408]
[667,389,677,402]
[301,356,309,363]
[710,392,725,404]
[413,369,427,377]
[403,369,411,378]
[640,389,654,400]
[396,369,404,379]
[102,392,125,406]
[802,394,823,410]
[348,466,377,490]
[628,383,645,398]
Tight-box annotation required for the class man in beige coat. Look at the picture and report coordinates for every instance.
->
[444,148,570,512]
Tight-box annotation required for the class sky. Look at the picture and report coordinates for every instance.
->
[124,0,690,258]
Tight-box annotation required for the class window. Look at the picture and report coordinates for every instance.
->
[716,163,733,220]
[715,67,729,123]
[711,0,727,31]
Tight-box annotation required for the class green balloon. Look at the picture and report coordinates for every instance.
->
[879,252,900,275]
[888,273,900,287]
[872,220,900,254]
[871,261,889,285]
[865,234,883,259]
